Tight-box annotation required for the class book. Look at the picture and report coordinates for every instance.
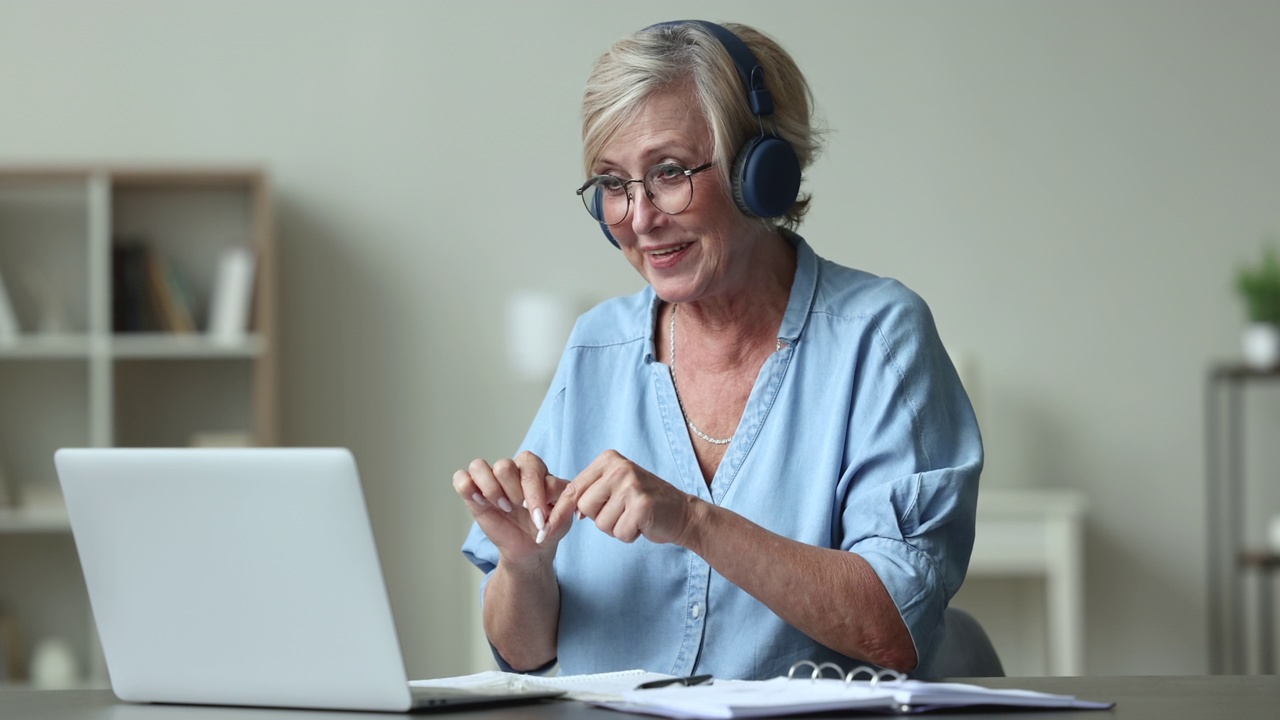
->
[113,241,199,334]
[112,242,157,332]
[144,251,196,333]
[207,245,256,343]
[594,662,1114,718]
[0,265,20,344]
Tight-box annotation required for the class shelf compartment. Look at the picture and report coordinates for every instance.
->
[111,181,259,334]
[113,358,255,448]
[0,178,91,336]
[0,361,90,500]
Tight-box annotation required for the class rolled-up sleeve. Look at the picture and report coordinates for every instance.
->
[839,285,983,671]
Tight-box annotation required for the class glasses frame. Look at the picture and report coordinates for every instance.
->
[575,161,715,226]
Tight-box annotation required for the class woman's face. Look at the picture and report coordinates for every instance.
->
[592,88,758,306]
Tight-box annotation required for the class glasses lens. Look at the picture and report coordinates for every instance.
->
[581,176,629,225]
[646,164,694,215]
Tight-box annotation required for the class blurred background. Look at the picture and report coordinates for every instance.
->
[1,0,1279,683]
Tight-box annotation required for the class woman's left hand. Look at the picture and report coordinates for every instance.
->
[543,449,700,546]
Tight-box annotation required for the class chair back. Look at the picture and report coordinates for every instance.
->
[932,606,1005,677]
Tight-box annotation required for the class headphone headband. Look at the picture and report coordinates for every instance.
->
[645,20,775,117]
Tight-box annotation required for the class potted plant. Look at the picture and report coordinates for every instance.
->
[1236,243,1280,369]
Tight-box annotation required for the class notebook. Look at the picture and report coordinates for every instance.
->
[53,447,563,712]
[597,662,1114,718]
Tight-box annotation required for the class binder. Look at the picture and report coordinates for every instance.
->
[207,245,256,343]
[598,661,1114,718]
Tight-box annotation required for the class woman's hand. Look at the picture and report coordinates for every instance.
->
[543,450,701,546]
[453,451,568,564]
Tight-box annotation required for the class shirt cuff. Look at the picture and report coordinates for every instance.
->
[851,535,946,676]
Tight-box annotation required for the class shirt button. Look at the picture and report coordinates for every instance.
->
[692,603,702,619]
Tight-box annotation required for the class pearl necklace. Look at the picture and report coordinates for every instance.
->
[669,304,782,446]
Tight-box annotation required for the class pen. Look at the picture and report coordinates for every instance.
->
[635,674,714,690]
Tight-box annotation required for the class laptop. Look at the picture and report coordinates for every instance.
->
[53,447,562,712]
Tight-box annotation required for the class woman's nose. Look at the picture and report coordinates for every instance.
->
[629,186,664,235]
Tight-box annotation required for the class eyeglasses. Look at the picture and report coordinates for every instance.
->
[576,162,715,226]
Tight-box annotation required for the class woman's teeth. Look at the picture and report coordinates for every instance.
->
[651,243,689,257]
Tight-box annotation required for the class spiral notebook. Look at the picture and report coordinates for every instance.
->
[596,662,1114,719]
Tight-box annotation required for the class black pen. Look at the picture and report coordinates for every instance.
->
[636,674,714,690]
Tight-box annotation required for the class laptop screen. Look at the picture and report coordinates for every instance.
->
[55,447,415,711]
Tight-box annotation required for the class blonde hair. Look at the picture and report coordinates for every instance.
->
[581,22,823,231]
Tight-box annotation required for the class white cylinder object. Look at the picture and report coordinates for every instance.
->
[30,636,79,689]
[506,291,576,383]
[1242,323,1280,370]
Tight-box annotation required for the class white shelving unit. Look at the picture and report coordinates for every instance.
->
[961,488,1087,676]
[0,165,277,688]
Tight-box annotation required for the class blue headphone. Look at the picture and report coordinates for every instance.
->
[595,20,802,248]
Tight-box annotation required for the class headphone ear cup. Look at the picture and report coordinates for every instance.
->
[731,134,802,218]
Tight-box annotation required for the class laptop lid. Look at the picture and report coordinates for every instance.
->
[55,447,418,712]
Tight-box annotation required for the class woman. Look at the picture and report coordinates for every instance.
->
[455,20,982,680]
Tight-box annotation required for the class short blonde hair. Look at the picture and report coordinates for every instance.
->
[581,22,822,231]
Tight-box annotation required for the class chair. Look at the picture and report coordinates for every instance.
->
[932,606,1005,677]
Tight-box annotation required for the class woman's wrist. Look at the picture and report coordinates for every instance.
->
[673,493,714,552]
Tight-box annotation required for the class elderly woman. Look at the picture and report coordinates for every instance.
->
[455,20,982,680]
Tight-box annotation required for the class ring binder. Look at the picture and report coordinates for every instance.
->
[785,660,905,688]
[599,662,1113,719]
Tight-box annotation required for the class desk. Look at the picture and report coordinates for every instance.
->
[2,676,1277,719]
[968,488,1086,675]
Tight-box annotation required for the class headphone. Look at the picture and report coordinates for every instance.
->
[595,20,802,248]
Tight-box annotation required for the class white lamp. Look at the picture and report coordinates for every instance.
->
[506,291,576,383]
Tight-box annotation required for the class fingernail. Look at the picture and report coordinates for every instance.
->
[472,493,487,506]
[521,499,527,509]
[574,510,581,522]
[535,528,547,544]
[497,498,513,513]
[532,508,545,531]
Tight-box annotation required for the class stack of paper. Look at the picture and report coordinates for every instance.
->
[412,669,679,703]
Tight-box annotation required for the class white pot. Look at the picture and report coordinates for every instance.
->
[1242,323,1280,369]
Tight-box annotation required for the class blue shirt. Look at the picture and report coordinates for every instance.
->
[462,234,982,680]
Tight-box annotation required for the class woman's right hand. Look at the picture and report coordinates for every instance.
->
[453,451,569,565]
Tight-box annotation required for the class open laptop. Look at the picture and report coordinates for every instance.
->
[53,447,562,712]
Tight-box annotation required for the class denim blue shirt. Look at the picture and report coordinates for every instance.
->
[462,234,982,679]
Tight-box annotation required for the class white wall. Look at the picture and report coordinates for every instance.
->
[1,0,1277,677]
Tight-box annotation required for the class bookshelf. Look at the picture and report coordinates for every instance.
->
[0,165,277,688]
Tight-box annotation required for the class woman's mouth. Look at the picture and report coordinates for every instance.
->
[649,243,690,258]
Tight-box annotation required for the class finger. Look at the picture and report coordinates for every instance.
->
[452,468,490,513]
[491,458,528,514]
[589,482,648,543]
[605,495,646,543]
[468,458,513,513]
[515,452,551,532]
[590,493,625,539]
[544,474,570,503]
[572,454,632,522]
[540,479,583,544]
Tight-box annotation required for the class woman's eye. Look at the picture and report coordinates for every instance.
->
[655,165,684,179]
[597,177,626,194]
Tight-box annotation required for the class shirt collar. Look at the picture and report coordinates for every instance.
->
[642,231,819,361]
